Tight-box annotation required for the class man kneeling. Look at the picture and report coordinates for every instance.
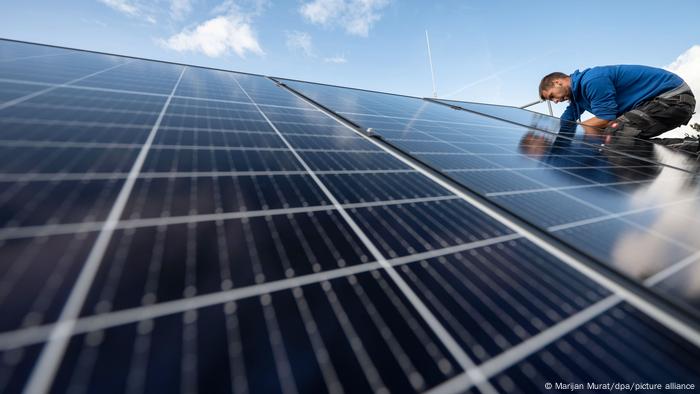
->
[539,65,695,138]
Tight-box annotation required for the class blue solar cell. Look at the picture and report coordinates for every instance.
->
[0,343,44,394]
[0,179,125,227]
[348,199,514,258]
[153,128,287,148]
[0,50,127,84]
[318,172,453,204]
[0,232,99,332]
[72,61,184,94]
[0,121,151,144]
[141,147,304,172]
[175,67,252,102]
[121,175,328,219]
[0,146,140,174]
[0,81,46,105]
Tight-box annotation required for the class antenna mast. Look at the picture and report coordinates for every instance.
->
[425,30,437,98]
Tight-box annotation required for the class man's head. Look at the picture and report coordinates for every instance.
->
[539,72,571,103]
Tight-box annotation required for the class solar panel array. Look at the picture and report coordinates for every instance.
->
[1,39,699,393]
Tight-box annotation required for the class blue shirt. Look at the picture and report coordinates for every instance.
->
[560,65,684,122]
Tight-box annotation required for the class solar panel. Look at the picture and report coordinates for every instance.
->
[279,79,700,315]
[1,39,699,393]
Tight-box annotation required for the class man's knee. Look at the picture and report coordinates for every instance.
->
[604,115,644,137]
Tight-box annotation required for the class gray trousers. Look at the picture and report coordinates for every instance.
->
[607,83,696,139]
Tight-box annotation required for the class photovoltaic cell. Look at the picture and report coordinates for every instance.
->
[0,47,126,85]
[0,81,46,105]
[0,232,100,332]
[1,179,125,227]
[121,174,328,219]
[0,343,44,394]
[1,40,699,393]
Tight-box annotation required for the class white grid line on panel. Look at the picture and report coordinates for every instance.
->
[0,140,386,154]
[23,65,187,394]
[0,77,169,98]
[0,195,459,241]
[484,176,690,197]
[446,165,657,173]
[0,52,71,63]
[174,94,317,112]
[0,116,362,136]
[547,195,700,232]
[0,75,325,110]
[338,110,517,131]
[0,77,57,87]
[0,168,417,182]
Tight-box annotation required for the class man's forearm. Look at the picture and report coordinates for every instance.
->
[580,117,611,135]
[581,117,611,129]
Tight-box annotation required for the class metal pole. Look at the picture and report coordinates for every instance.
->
[519,100,542,109]
[425,30,437,98]
[547,100,553,116]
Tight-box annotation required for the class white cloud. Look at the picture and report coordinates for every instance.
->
[161,14,264,58]
[662,45,700,137]
[98,0,156,23]
[324,54,347,64]
[300,0,344,25]
[81,18,108,27]
[213,0,268,17]
[170,0,193,20]
[99,0,139,16]
[300,0,389,37]
[286,31,314,57]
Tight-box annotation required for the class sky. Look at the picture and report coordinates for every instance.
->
[1,0,699,132]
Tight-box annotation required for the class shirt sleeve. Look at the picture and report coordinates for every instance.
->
[585,76,618,120]
[560,104,578,122]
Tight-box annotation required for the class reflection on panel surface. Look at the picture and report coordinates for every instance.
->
[282,79,700,314]
[435,98,700,174]
[2,39,700,393]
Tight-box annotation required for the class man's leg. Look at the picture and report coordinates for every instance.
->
[606,93,696,139]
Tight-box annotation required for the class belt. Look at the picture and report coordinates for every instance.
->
[659,81,693,98]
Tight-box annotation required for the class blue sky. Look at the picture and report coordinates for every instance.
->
[2,0,700,119]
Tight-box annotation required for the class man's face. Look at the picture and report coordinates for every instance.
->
[541,79,571,103]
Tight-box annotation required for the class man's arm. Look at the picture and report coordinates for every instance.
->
[580,116,610,135]
[578,76,619,136]
[558,104,579,136]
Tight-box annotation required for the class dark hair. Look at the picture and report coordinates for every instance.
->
[539,72,568,99]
